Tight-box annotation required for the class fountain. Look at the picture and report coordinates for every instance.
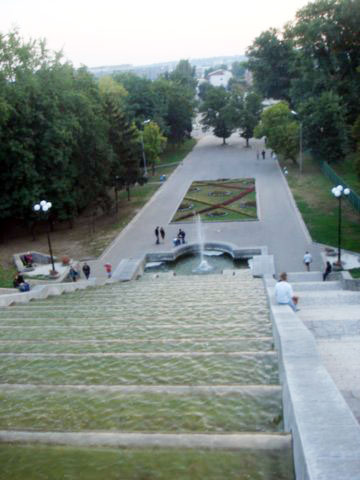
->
[192,214,214,273]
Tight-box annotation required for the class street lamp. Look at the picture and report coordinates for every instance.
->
[141,119,151,177]
[291,111,303,174]
[331,185,350,268]
[33,200,56,274]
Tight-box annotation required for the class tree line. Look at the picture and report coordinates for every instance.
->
[0,31,196,233]
[247,0,360,171]
[198,0,360,176]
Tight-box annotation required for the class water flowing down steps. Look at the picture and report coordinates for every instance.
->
[0,270,294,479]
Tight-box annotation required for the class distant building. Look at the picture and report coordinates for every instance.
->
[207,69,233,88]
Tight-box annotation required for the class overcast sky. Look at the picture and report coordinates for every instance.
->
[1,0,310,68]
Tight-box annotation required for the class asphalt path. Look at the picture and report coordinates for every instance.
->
[91,132,322,277]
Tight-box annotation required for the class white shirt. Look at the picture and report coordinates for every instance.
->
[303,253,312,264]
[275,281,294,304]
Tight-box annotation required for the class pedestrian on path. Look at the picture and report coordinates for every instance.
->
[104,263,112,278]
[256,150,260,160]
[82,262,91,280]
[261,150,266,160]
[323,261,332,281]
[275,272,300,312]
[303,251,313,271]
[160,227,165,242]
[155,226,160,244]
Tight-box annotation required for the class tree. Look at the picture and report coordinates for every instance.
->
[200,85,237,144]
[153,77,195,143]
[113,72,162,126]
[143,121,167,175]
[299,92,348,163]
[100,89,141,202]
[352,115,360,178]
[254,102,299,163]
[234,90,263,147]
[246,28,295,101]
[285,0,360,123]
[169,59,197,93]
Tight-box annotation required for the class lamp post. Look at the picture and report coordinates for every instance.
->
[331,185,350,268]
[33,200,56,273]
[291,111,303,174]
[141,119,151,177]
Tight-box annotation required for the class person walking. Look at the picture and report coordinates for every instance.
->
[155,226,160,244]
[323,261,332,281]
[160,227,165,243]
[275,272,299,312]
[82,262,91,280]
[104,263,112,278]
[303,251,313,271]
[261,150,266,160]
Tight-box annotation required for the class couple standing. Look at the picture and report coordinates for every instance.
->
[155,226,165,244]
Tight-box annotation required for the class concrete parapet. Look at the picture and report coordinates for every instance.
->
[264,276,360,480]
[341,271,360,291]
[112,258,145,282]
[250,255,275,277]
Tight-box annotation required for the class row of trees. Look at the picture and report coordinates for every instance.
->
[246,0,360,171]
[199,83,263,146]
[0,31,196,231]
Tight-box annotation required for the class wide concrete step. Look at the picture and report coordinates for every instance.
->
[298,305,360,322]
[286,271,323,283]
[299,290,360,306]
[292,281,342,292]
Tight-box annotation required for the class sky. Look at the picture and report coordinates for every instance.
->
[1,0,310,68]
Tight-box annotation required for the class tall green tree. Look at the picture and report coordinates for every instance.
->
[254,102,299,163]
[100,87,141,202]
[299,92,348,163]
[153,77,195,143]
[286,0,360,123]
[233,90,263,147]
[143,121,167,175]
[200,85,237,144]
[169,59,197,93]
[246,28,295,101]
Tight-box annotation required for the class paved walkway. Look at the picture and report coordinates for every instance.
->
[90,132,323,277]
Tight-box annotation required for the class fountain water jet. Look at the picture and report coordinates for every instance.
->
[192,214,214,273]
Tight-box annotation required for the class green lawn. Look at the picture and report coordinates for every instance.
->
[280,155,360,253]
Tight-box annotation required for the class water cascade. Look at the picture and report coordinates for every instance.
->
[0,271,294,479]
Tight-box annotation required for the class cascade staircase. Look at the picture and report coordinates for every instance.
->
[0,270,294,479]
[287,272,360,424]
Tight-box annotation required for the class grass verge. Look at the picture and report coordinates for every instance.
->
[279,155,360,253]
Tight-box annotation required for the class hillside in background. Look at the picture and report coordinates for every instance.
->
[88,55,247,79]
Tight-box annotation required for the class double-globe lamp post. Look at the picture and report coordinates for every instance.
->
[33,200,56,274]
[331,185,350,268]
